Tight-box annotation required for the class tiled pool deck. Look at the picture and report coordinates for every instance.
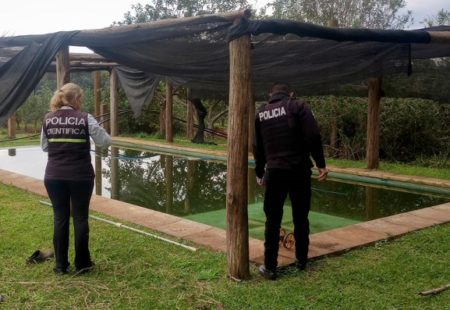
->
[1,137,449,266]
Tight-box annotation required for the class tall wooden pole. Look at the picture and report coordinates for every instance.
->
[248,97,256,204]
[165,80,174,143]
[366,77,382,169]
[94,71,101,119]
[165,155,174,213]
[110,68,119,137]
[56,46,70,88]
[110,146,119,199]
[186,89,195,140]
[7,114,16,139]
[227,30,251,280]
[328,19,339,158]
[248,97,255,152]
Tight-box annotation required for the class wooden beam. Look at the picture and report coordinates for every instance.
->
[429,31,450,43]
[165,80,174,143]
[79,9,251,36]
[56,46,70,88]
[366,77,382,169]
[226,30,251,281]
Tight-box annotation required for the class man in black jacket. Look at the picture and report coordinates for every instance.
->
[253,82,328,280]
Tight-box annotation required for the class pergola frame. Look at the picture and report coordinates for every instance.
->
[2,10,450,280]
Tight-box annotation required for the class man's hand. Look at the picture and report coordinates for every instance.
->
[317,168,328,182]
[256,176,266,187]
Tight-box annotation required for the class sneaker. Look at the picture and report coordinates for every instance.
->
[258,264,277,280]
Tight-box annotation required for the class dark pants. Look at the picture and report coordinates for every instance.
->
[263,167,312,271]
[44,179,94,271]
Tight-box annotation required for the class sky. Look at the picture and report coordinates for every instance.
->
[0,0,448,37]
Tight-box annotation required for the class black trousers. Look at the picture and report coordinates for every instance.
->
[44,179,94,270]
[263,167,312,270]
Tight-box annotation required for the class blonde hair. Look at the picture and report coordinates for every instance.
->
[50,83,84,112]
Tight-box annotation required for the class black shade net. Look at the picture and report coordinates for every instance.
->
[0,15,449,123]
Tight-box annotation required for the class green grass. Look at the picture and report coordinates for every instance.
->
[124,133,228,151]
[0,131,40,148]
[1,184,449,309]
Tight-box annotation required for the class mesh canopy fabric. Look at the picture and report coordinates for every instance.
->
[0,15,449,122]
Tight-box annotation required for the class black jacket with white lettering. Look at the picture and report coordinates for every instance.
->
[252,92,326,178]
[43,108,93,180]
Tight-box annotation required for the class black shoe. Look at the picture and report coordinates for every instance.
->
[258,265,277,280]
[53,267,68,275]
[295,261,307,271]
[75,262,95,275]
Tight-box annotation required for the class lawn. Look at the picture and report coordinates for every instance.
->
[1,184,449,309]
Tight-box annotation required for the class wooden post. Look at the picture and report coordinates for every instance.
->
[101,103,110,133]
[165,155,174,213]
[165,80,173,143]
[110,146,119,199]
[248,97,256,205]
[110,68,119,137]
[93,71,101,118]
[184,160,196,213]
[365,186,378,220]
[186,89,195,140]
[366,77,382,169]
[7,114,16,139]
[159,100,166,137]
[327,19,339,157]
[56,46,70,88]
[248,97,255,152]
[94,149,102,196]
[227,30,251,280]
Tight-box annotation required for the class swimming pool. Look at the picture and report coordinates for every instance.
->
[1,146,448,240]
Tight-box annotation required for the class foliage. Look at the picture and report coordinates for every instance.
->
[266,0,412,29]
[422,9,450,27]
[309,96,450,167]
[15,80,54,132]
[1,184,450,309]
[116,0,249,25]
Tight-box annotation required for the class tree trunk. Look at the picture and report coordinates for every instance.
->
[190,98,207,144]
[226,32,251,280]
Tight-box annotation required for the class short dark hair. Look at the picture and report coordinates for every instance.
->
[269,82,290,94]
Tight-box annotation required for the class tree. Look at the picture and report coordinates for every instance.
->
[422,9,450,27]
[267,0,412,29]
[116,0,249,25]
